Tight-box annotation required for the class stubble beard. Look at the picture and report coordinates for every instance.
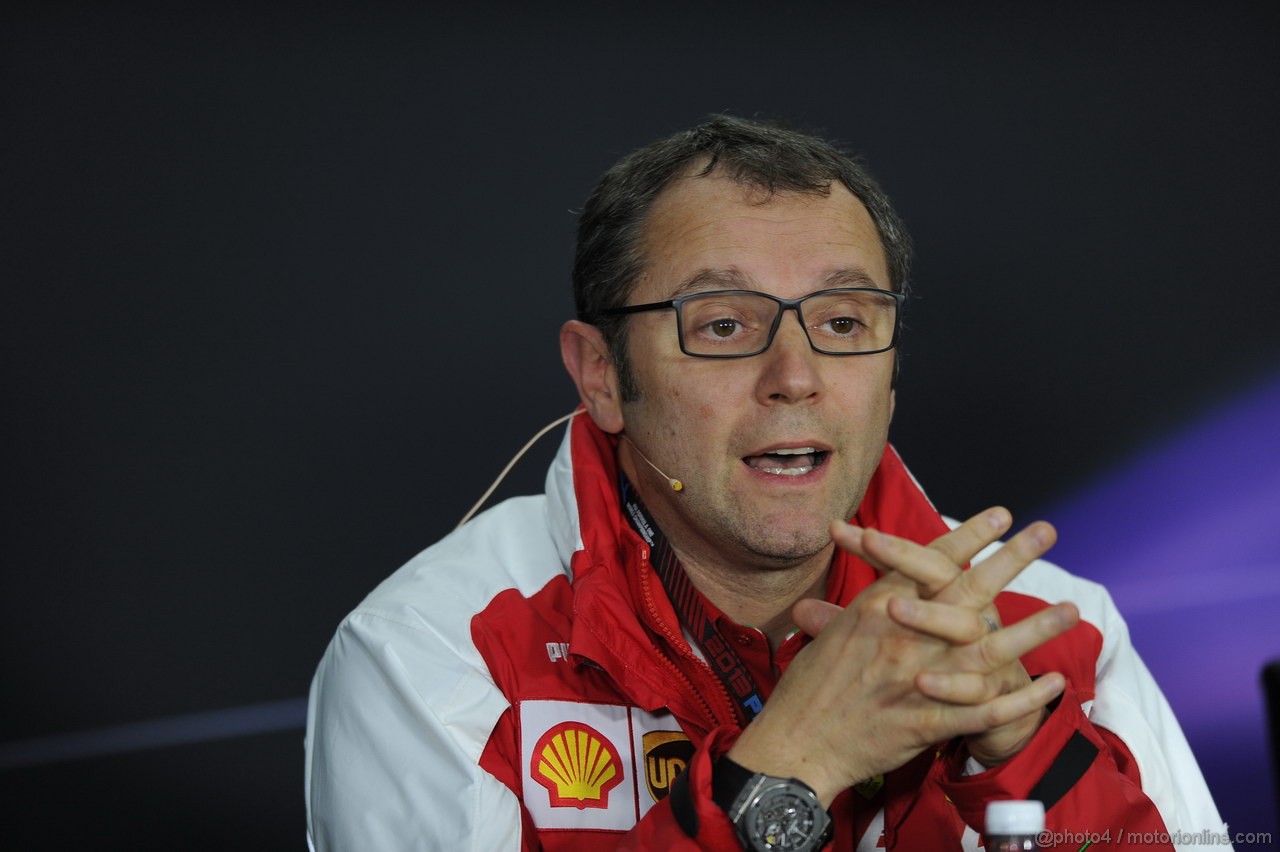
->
[617,359,877,572]
[686,484,859,571]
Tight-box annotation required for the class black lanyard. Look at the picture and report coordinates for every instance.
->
[619,474,766,725]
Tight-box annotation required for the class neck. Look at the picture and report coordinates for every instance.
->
[618,450,834,650]
[673,543,833,650]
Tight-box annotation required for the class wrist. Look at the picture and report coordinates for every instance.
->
[712,754,833,852]
[966,705,1048,769]
[726,738,847,808]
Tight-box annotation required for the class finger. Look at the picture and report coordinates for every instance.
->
[828,522,916,589]
[792,598,843,636]
[926,507,1012,568]
[965,603,1079,672]
[917,670,995,704]
[887,597,991,645]
[947,521,1058,610]
[944,673,1066,737]
[858,527,961,597]
[828,520,865,556]
[917,668,1022,704]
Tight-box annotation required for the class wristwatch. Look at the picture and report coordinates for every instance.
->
[712,755,832,851]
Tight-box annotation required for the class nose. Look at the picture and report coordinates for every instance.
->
[754,308,824,405]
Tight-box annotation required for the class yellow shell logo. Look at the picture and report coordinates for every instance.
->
[531,721,623,809]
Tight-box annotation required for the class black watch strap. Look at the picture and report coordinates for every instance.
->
[711,754,758,815]
[711,755,833,851]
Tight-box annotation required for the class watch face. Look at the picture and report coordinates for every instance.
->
[745,789,825,851]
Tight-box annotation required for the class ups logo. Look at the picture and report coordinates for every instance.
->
[642,730,694,802]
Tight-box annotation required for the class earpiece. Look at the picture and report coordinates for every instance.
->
[457,410,582,528]
[620,434,683,491]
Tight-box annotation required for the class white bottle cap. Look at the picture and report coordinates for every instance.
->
[985,800,1045,835]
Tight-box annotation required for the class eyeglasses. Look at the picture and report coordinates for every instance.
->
[602,288,903,359]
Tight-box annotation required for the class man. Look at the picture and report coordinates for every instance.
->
[305,116,1226,850]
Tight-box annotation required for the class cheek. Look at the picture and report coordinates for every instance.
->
[681,375,741,426]
[833,378,894,436]
[844,359,895,402]
[651,366,726,423]
[696,399,716,422]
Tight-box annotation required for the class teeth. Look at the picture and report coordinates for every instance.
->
[767,447,817,455]
[759,466,814,476]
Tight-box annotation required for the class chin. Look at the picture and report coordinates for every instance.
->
[739,527,832,566]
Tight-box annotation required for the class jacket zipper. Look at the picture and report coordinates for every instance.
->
[637,547,741,732]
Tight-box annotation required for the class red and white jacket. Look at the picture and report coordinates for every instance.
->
[305,414,1227,851]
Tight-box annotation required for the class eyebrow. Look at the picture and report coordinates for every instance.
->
[821,268,882,289]
[667,268,752,300]
[666,266,885,300]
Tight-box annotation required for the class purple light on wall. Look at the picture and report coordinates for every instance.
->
[1041,372,1280,847]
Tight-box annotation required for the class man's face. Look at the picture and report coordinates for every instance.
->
[613,172,896,569]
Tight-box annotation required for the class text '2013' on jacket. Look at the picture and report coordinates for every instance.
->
[305,413,1227,851]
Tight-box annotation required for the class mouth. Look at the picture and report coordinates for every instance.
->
[741,446,831,477]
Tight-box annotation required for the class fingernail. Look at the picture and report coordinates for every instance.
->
[987,508,1008,530]
[894,598,915,619]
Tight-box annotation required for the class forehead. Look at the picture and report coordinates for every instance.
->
[634,171,889,302]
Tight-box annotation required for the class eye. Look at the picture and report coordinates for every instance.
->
[680,292,770,354]
[709,318,740,338]
[819,315,865,336]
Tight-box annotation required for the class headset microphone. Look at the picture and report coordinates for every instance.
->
[620,434,683,492]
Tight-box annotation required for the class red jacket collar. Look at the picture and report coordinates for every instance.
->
[563,412,951,593]
[559,412,952,728]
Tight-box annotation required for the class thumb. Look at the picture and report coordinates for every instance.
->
[792,598,843,636]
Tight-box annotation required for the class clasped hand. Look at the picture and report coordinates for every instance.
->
[727,508,1079,807]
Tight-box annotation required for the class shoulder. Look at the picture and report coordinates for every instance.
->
[313,493,570,730]
[305,497,556,851]
[307,493,571,773]
[336,494,567,656]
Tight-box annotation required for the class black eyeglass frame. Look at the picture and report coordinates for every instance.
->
[600,287,905,359]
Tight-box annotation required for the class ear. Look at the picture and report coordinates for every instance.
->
[560,320,625,434]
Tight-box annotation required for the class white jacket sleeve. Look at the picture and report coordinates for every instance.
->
[1007,557,1230,851]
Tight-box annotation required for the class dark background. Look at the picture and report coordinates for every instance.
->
[2,2,1278,849]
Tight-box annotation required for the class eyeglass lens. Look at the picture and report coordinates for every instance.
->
[679,290,898,356]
